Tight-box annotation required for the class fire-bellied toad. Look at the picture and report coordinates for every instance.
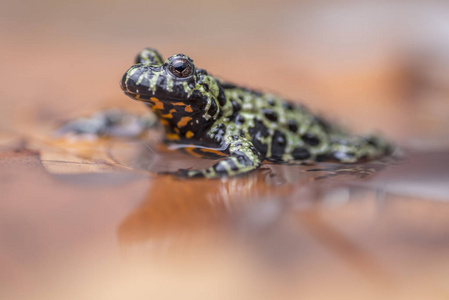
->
[120,48,392,178]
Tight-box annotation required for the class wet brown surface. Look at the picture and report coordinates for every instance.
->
[1,137,449,299]
[2,1,449,299]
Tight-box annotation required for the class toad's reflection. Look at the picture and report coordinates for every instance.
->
[116,169,294,245]
[116,159,395,284]
[116,141,393,247]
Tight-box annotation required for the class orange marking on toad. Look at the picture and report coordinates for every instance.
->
[151,97,164,110]
[177,116,192,127]
[165,133,180,140]
[186,131,194,138]
[200,148,227,157]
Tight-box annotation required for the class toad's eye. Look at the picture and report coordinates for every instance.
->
[168,58,194,78]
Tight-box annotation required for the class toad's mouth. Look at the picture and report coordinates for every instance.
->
[123,91,191,104]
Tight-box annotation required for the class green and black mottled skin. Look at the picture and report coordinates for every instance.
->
[120,48,392,178]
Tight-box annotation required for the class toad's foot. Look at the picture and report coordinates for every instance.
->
[162,140,262,179]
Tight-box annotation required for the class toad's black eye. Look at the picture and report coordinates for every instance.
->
[168,58,194,78]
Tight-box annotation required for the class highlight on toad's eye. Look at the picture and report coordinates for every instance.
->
[168,58,193,78]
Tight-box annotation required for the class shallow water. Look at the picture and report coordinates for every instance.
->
[1,123,449,299]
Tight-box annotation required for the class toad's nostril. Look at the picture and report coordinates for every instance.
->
[120,65,149,94]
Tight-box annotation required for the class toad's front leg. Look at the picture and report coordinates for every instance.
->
[172,139,263,178]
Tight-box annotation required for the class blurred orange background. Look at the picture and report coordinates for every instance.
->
[1,0,449,144]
